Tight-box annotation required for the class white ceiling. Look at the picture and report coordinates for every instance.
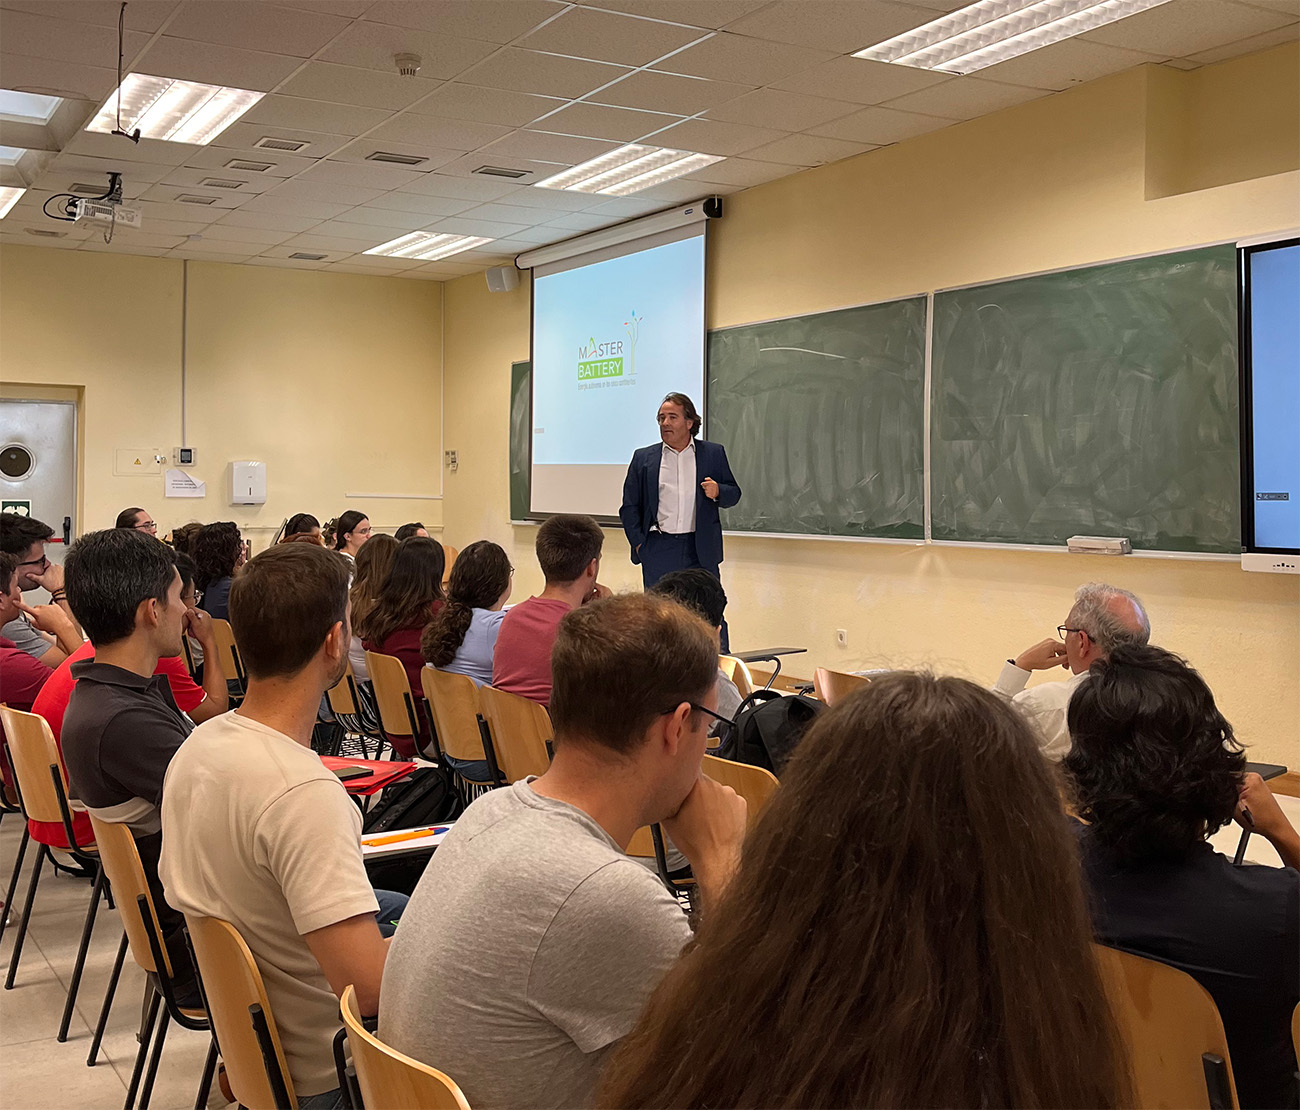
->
[1,0,1295,280]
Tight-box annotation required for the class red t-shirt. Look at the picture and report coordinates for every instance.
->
[28,643,205,848]
[0,636,54,808]
[491,596,574,707]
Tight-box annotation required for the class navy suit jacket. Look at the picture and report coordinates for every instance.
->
[619,439,741,569]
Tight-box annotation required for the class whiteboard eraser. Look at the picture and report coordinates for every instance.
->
[1067,536,1132,555]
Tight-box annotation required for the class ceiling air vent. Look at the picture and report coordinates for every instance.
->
[366,151,427,166]
[473,165,530,179]
[176,194,219,205]
[26,227,66,238]
[289,252,328,260]
[198,177,244,190]
[226,158,275,172]
[254,136,310,152]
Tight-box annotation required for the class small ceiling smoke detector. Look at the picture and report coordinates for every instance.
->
[394,53,422,78]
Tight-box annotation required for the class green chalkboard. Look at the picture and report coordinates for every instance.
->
[706,298,927,538]
[509,360,530,521]
[931,246,1239,552]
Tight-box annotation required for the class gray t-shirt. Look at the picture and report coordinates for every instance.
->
[2,616,51,659]
[380,779,692,1110]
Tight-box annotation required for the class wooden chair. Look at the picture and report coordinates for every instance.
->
[718,655,755,697]
[210,617,246,695]
[339,984,471,1109]
[702,753,779,828]
[477,686,552,782]
[0,706,106,1044]
[366,650,436,761]
[813,667,871,706]
[326,662,387,759]
[421,669,501,788]
[185,915,297,1110]
[88,815,216,1110]
[441,544,459,592]
[1093,943,1240,1109]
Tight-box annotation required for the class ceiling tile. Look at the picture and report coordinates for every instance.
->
[707,87,859,130]
[61,131,198,166]
[1237,0,1299,14]
[976,38,1161,90]
[425,151,561,181]
[519,7,707,66]
[882,77,1050,121]
[1084,0,1295,54]
[480,184,607,211]
[543,210,622,231]
[478,129,619,164]
[683,155,803,186]
[485,224,567,244]
[364,113,513,151]
[194,222,298,245]
[365,191,480,217]
[168,248,256,261]
[215,208,323,233]
[647,116,787,155]
[162,1,351,57]
[328,138,464,169]
[524,100,682,141]
[770,55,952,104]
[722,0,934,54]
[394,173,521,200]
[591,70,754,115]
[241,95,393,136]
[316,20,499,80]
[652,32,834,85]
[330,253,427,270]
[325,208,437,232]
[278,231,380,251]
[807,104,953,144]
[584,194,680,216]
[182,146,318,177]
[276,63,441,111]
[297,159,428,190]
[273,0,373,16]
[133,36,303,92]
[457,48,631,99]
[0,1,179,32]
[130,217,211,236]
[1188,22,1299,63]
[0,8,151,67]
[166,235,255,253]
[455,200,556,224]
[743,131,875,167]
[132,199,228,223]
[424,215,534,236]
[581,1,770,28]
[405,83,565,126]
[241,255,331,268]
[265,177,388,205]
[0,52,119,101]
[157,166,272,193]
[364,0,567,43]
[47,154,178,185]
[235,194,354,220]
[209,123,352,158]
[139,182,246,207]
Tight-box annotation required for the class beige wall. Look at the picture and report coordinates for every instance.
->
[0,247,443,545]
[440,49,1300,764]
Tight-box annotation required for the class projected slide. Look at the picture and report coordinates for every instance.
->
[1247,241,1300,552]
[531,232,705,516]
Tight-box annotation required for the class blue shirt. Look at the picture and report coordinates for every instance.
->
[440,608,506,687]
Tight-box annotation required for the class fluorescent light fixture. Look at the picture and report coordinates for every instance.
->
[0,146,24,165]
[0,186,26,219]
[363,232,494,262]
[534,144,723,196]
[0,90,61,125]
[853,0,1174,75]
[86,74,264,145]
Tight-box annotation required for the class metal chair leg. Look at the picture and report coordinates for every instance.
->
[88,930,128,1065]
[138,1005,171,1110]
[194,1037,218,1110]
[59,864,106,1040]
[4,842,47,989]
[0,824,30,944]
[124,986,161,1110]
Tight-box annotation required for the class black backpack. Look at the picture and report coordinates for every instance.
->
[714,689,824,775]
[362,766,463,834]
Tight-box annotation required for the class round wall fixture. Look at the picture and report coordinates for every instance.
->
[0,443,34,480]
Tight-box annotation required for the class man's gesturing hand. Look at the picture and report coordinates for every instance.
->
[700,477,719,500]
[1014,638,1069,671]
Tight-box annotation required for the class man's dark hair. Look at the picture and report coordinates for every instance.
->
[0,512,54,556]
[395,522,425,541]
[0,551,17,590]
[174,551,197,596]
[64,529,178,647]
[536,514,603,584]
[231,545,351,679]
[284,512,320,537]
[662,392,701,437]
[551,594,717,757]
[115,507,145,529]
[194,521,242,591]
[1065,644,1245,866]
[650,569,727,628]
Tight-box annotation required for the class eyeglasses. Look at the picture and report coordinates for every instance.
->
[658,701,735,730]
[17,555,49,571]
[134,520,157,533]
[1057,625,1087,641]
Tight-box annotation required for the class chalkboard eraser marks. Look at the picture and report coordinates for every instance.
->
[1067,536,1132,555]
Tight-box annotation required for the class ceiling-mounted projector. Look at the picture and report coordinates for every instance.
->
[73,198,142,228]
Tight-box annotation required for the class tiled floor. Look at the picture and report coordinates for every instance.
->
[0,815,226,1110]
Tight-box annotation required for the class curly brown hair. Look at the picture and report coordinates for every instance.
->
[421,540,511,667]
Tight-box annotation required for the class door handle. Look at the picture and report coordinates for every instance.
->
[63,516,71,545]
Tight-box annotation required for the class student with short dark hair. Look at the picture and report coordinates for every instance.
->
[492,514,609,707]
[382,593,747,1109]
[194,521,245,621]
[161,544,407,1108]
[1066,644,1299,1110]
[394,522,428,541]
[650,568,741,724]
[0,511,78,665]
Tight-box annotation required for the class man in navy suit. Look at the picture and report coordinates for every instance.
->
[620,393,741,645]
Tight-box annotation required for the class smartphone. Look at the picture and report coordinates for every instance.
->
[333,765,370,782]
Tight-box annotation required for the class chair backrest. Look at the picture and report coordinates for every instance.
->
[0,705,75,829]
[1093,944,1240,1110]
[701,753,779,829]
[87,814,171,977]
[718,655,755,697]
[326,662,359,717]
[813,667,870,706]
[626,826,656,858]
[340,985,470,1110]
[441,544,459,592]
[210,617,246,687]
[477,686,551,782]
[186,915,296,1110]
[365,651,417,742]
[420,668,484,764]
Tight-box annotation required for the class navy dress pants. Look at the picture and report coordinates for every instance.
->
[639,531,730,652]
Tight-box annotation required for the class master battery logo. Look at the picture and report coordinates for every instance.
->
[577,337,625,380]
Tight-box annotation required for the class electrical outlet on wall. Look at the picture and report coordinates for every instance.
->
[445,450,458,472]
[836,629,848,647]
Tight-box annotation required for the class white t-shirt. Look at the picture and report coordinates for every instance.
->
[656,440,697,534]
[993,661,1088,762]
[159,711,378,1096]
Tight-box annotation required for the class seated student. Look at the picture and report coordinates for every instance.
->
[492,514,609,707]
[600,672,1130,1110]
[168,521,202,558]
[115,507,158,535]
[357,536,445,756]
[161,544,408,1109]
[194,521,245,622]
[1,511,80,666]
[282,513,322,542]
[331,510,371,564]
[395,522,428,541]
[1065,645,1299,1110]
[346,533,397,683]
[650,569,742,726]
[56,530,215,998]
[422,540,511,687]
[382,594,747,1110]
[994,581,1150,761]
[174,552,206,677]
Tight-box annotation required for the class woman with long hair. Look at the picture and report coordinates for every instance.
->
[332,510,370,562]
[281,512,321,542]
[193,521,244,622]
[357,536,445,758]
[421,540,511,685]
[600,673,1131,1110]
[347,532,398,682]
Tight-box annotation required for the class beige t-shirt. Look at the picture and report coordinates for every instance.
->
[159,711,378,1096]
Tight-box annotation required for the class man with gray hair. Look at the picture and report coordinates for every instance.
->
[994,582,1150,761]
